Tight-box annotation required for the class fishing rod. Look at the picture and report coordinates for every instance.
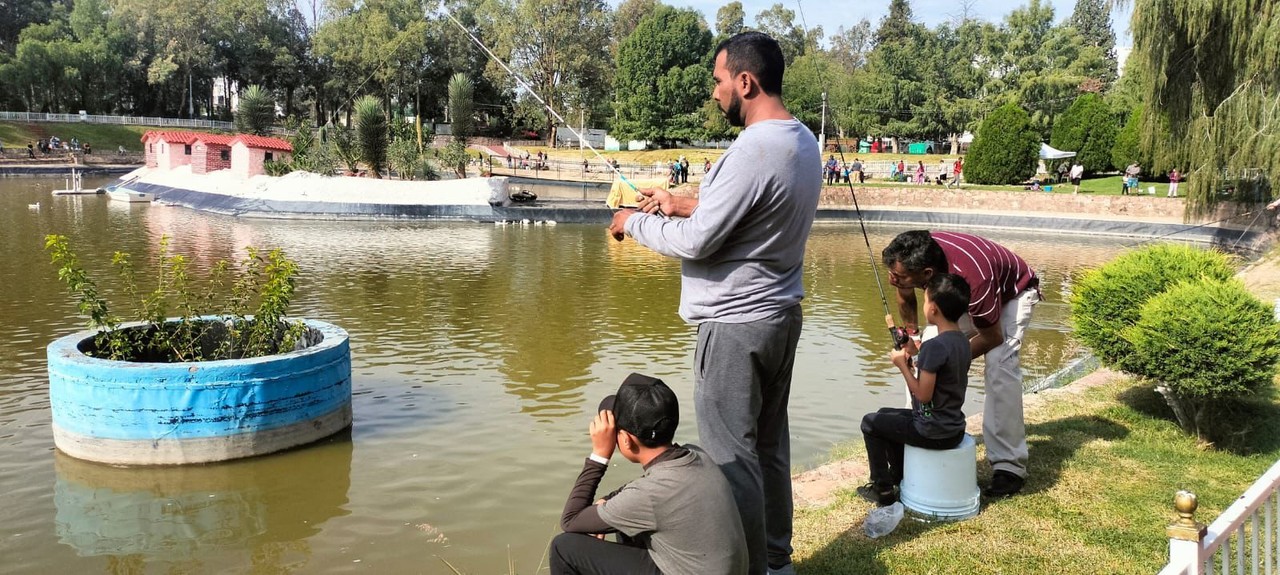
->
[793,0,911,352]
[439,8,651,211]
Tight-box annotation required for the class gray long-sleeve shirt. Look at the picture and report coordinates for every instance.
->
[625,118,822,324]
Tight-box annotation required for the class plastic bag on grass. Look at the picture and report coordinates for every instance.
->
[863,502,904,538]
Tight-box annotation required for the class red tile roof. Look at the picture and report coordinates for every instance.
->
[232,134,293,152]
[141,130,203,145]
[195,134,235,146]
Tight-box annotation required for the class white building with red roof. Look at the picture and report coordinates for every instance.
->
[230,134,292,178]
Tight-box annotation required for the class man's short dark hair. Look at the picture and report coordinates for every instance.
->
[714,31,785,97]
[925,273,970,322]
[614,374,679,448]
[882,230,946,273]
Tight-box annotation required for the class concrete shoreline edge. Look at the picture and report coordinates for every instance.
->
[127,179,1269,249]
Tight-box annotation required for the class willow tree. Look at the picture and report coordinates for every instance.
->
[1122,0,1280,214]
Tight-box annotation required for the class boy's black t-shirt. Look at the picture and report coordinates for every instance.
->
[912,329,971,439]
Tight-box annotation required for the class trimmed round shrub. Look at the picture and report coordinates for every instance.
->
[1123,278,1280,437]
[1070,244,1236,369]
[964,102,1039,185]
[1051,93,1117,173]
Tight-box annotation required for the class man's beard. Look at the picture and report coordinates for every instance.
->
[722,92,745,127]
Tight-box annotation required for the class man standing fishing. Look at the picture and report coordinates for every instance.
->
[608,31,821,575]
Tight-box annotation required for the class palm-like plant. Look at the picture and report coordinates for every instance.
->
[235,85,275,136]
[354,95,387,178]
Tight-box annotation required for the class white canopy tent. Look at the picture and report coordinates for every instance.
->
[1039,142,1077,160]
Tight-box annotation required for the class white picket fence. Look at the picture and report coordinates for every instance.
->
[1159,459,1280,574]
[0,111,235,130]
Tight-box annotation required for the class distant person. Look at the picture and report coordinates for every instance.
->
[859,273,972,506]
[825,155,838,185]
[28,143,36,159]
[550,374,748,574]
[583,158,589,173]
[117,144,126,156]
[680,156,690,184]
[1168,168,1181,197]
[704,158,712,174]
[1056,161,1069,183]
[882,230,1040,498]
[1123,163,1141,195]
[1069,161,1084,194]
[852,158,864,183]
[82,142,91,155]
[897,159,906,181]
[945,158,963,189]
[936,159,948,185]
[914,160,925,184]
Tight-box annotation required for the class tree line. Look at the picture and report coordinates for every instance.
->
[1,0,1121,147]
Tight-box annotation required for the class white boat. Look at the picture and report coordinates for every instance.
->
[107,188,152,203]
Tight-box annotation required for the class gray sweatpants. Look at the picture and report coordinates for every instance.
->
[694,305,802,574]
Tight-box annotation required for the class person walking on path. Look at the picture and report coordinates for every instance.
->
[882,230,1040,498]
[914,160,925,184]
[945,158,963,189]
[608,31,821,575]
[1123,163,1141,195]
[1168,168,1181,197]
[1069,161,1084,194]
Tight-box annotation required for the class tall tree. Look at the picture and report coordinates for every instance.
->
[829,20,872,72]
[1068,0,1117,87]
[476,0,613,145]
[848,0,929,145]
[966,102,1039,184]
[715,1,746,37]
[753,3,813,65]
[1051,93,1116,173]
[1121,0,1280,214]
[614,0,658,43]
[613,5,712,145]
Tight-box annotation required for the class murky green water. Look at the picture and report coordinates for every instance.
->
[0,176,1120,573]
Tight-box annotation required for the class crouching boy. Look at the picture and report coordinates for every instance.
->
[858,273,972,506]
[550,373,748,574]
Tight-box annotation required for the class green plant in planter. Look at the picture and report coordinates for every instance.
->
[1070,243,1236,370]
[45,234,307,362]
[1123,278,1280,439]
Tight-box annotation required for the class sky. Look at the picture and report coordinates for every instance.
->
[614,0,1135,47]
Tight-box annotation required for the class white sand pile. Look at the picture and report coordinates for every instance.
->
[133,166,506,206]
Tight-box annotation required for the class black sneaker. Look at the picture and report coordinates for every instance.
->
[984,470,1025,498]
[857,482,897,506]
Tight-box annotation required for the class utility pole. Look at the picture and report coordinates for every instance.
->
[819,91,827,153]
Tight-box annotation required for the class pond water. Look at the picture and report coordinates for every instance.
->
[0,176,1121,573]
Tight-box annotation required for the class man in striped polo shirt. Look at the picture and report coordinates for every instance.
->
[881,230,1040,498]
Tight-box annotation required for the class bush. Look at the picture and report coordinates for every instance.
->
[354,95,387,178]
[1111,104,1144,172]
[964,102,1040,185]
[1051,93,1117,173]
[1070,243,1236,369]
[45,234,306,362]
[235,85,275,136]
[1124,278,1280,437]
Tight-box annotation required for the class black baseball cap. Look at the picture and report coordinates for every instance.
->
[598,373,679,447]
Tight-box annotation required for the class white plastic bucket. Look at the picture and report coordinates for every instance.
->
[900,434,980,521]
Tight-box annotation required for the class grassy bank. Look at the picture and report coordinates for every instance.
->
[0,121,223,153]
[792,372,1280,574]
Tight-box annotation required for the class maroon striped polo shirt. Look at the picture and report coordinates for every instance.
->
[931,231,1038,329]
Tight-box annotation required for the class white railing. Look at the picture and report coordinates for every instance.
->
[1159,459,1280,574]
[0,111,236,130]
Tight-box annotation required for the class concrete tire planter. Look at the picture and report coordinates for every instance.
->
[47,318,352,465]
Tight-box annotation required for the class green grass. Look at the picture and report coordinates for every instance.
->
[0,121,226,153]
[793,376,1280,574]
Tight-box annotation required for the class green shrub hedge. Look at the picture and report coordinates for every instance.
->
[1124,278,1280,436]
[964,102,1039,185]
[1070,244,1236,369]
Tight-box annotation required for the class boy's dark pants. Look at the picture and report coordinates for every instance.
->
[549,532,662,575]
[861,407,964,489]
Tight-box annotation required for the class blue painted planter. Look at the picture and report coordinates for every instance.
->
[47,319,352,465]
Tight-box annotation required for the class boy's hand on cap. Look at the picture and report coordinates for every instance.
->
[590,410,617,460]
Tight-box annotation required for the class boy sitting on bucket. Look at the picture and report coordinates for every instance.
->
[550,373,747,575]
[858,273,973,506]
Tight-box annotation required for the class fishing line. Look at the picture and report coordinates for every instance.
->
[439,7,647,209]
[794,0,905,348]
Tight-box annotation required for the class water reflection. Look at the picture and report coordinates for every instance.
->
[54,432,352,568]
